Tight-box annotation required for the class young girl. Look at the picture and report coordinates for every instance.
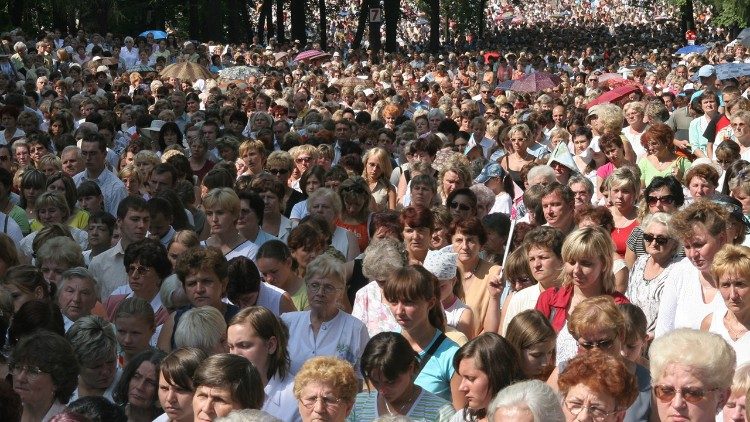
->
[113,297,157,369]
[362,147,396,211]
[256,240,307,311]
[619,303,649,368]
[423,248,475,340]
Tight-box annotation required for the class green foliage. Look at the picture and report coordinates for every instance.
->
[709,0,750,27]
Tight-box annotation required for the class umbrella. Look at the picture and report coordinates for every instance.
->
[655,15,672,22]
[586,85,641,108]
[483,51,500,62]
[511,16,524,24]
[139,30,168,40]
[715,63,750,80]
[335,76,375,88]
[508,72,561,92]
[676,45,708,55]
[218,66,261,81]
[415,17,429,25]
[294,49,323,62]
[128,64,155,73]
[159,62,213,81]
[273,52,288,61]
[497,79,514,90]
[598,72,626,83]
[737,28,750,48]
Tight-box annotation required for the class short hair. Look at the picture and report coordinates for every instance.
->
[226,256,262,303]
[684,163,720,187]
[116,195,148,220]
[568,296,625,340]
[59,267,100,301]
[10,330,79,403]
[607,166,640,194]
[505,309,555,355]
[361,331,419,385]
[598,132,624,151]
[77,180,103,200]
[36,191,71,220]
[266,150,293,171]
[160,347,207,393]
[362,238,408,282]
[239,139,266,158]
[112,349,166,406]
[174,306,227,354]
[237,188,265,225]
[650,329,735,389]
[66,396,127,422]
[574,206,614,231]
[712,244,750,287]
[453,333,523,403]
[644,176,685,207]
[640,212,678,241]
[527,165,557,185]
[449,216,488,245]
[730,363,750,396]
[123,238,173,280]
[561,228,615,293]
[0,233,20,270]
[250,173,286,200]
[293,356,358,403]
[306,187,342,216]
[193,353,264,409]
[175,246,228,285]
[671,199,728,239]
[523,226,564,258]
[66,315,117,365]
[229,306,291,380]
[299,166,327,196]
[399,206,434,230]
[410,173,437,194]
[559,350,638,410]
[114,296,155,327]
[215,410,281,422]
[37,236,84,268]
[287,224,326,253]
[619,303,647,345]
[487,380,565,421]
[304,253,346,287]
[568,174,594,196]
[202,187,241,216]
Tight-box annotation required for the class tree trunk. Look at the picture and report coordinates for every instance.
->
[51,0,68,33]
[275,0,285,43]
[265,0,273,43]
[202,0,223,41]
[477,0,485,40]
[318,0,327,50]
[680,0,695,37]
[257,0,271,44]
[384,0,398,52]
[187,0,201,39]
[429,0,440,53]
[353,0,369,49]
[226,0,242,43]
[368,0,382,56]
[290,0,306,46]
[8,0,24,29]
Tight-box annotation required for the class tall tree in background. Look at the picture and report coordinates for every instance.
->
[290,0,307,45]
[319,0,327,49]
[275,0,285,43]
[384,0,399,52]
[428,0,440,52]
[257,0,273,43]
[353,0,370,49]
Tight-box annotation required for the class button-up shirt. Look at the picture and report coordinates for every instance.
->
[89,240,127,301]
[73,168,128,216]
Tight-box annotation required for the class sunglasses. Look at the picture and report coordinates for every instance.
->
[643,233,671,245]
[295,157,312,163]
[647,195,675,205]
[449,201,471,211]
[577,338,614,350]
[267,168,289,175]
[653,385,717,404]
[127,265,151,277]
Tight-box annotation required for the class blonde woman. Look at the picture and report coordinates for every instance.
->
[118,164,142,197]
[361,147,396,211]
[500,124,536,188]
[238,139,266,177]
[288,144,319,191]
[201,187,259,260]
[133,150,160,195]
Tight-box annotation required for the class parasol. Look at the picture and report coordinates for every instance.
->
[676,45,708,55]
[715,63,750,80]
[127,64,155,73]
[508,72,561,92]
[294,49,323,62]
[586,85,641,108]
[218,66,262,81]
[139,30,168,40]
[159,62,213,81]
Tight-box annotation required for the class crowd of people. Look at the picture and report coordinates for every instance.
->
[1,0,750,421]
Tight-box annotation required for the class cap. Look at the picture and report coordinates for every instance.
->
[697,64,716,78]
[423,248,458,280]
[96,65,109,73]
[363,88,375,96]
[333,52,340,57]
[474,162,506,184]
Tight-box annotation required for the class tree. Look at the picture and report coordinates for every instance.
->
[318,0,327,50]
[290,0,307,45]
[428,0,440,52]
[384,0,399,52]
[275,0,285,43]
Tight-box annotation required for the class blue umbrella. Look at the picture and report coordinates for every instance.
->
[139,30,168,40]
[715,63,750,80]
[676,45,707,55]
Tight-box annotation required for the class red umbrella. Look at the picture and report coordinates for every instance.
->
[509,72,561,92]
[294,49,323,62]
[586,85,641,108]
[483,51,500,62]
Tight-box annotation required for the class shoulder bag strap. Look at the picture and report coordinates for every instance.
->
[417,332,447,374]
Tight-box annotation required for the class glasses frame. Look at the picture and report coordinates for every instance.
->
[642,233,671,246]
[653,385,718,404]
[300,394,343,409]
[127,265,152,277]
[563,399,619,421]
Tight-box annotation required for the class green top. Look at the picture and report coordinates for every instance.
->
[637,156,691,187]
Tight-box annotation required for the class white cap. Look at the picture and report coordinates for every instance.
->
[423,248,458,280]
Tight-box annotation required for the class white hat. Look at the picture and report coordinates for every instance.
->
[96,65,109,73]
[547,142,579,174]
[423,248,458,280]
[92,56,102,62]
[333,52,340,57]
[142,119,167,137]
[363,88,375,96]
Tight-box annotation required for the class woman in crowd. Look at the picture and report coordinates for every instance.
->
[36,236,85,287]
[383,265,464,408]
[446,187,478,221]
[638,123,691,187]
[451,333,523,422]
[686,164,720,201]
[624,175,684,267]
[114,297,157,369]
[45,172,89,230]
[596,133,633,198]
[201,187,258,260]
[155,347,207,422]
[113,349,166,422]
[409,172,438,212]
[1,264,51,312]
[306,187,360,260]
[690,91,721,158]
[226,256,295,314]
[19,167,46,221]
[362,147,396,211]
[401,206,433,264]
[721,363,750,422]
[227,306,300,421]
[281,254,369,375]
[256,240,307,311]
[251,174,294,243]
[294,356,357,422]
[20,191,88,257]
[505,310,556,381]
[336,177,372,253]
[656,200,729,336]
[288,145,320,192]
[191,353,264,420]
[10,330,79,421]
[558,350,639,422]
[701,244,750,366]
[65,316,118,402]
[58,267,100,332]
[627,212,682,335]
[437,161,472,206]
[452,216,502,336]
[424,247,474,340]
[536,227,629,333]
[607,167,640,258]
[287,223,327,278]
[238,139,266,178]
[264,151,304,218]
[650,329,735,422]
[187,135,214,184]
[500,124,537,189]
[290,165,327,223]
[487,380,565,422]
[349,332,455,421]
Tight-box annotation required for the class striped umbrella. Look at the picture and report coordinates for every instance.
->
[218,66,261,81]
[159,62,213,81]
[294,49,323,62]
[508,72,561,92]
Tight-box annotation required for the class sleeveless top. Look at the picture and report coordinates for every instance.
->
[709,308,750,367]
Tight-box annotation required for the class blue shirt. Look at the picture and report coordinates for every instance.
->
[413,330,459,402]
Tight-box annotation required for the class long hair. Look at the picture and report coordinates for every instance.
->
[382,265,445,331]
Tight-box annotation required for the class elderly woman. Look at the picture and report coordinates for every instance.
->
[158,247,240,352]
[105,238,172,326]
[282,254,369,375]
[650,329,736,422]
[10,330,79,420]
[362,147,396,211]
[446,187,477,220]
[500,124,537,189]
[536,227,629,333]
[156,347,208,422]
[294,356,358,422]
[558,350,639,422]
[289,145,320,191]
[349,332,455,421]
[65,316,118,401]
[352,238,409,337]
[191,353,264,419]
[113,349,166,422]
[452,217,502,336]
[19,192,88,257]
[173,306,228,355]
[488,380,565,422]
[638,123,691,187]
[730,110,750,160]
[251,174,294,242]
[505,310,556,381]
[622,101,648,158]
[36,235,85,287]
[656,201,729,336]
[201,187,259,260]
[1,264,51,311]
[228,306,300,421]
[684,163,720,202]
[607,167,640,258]
[437,160,472,206]
[58,267,100,332]
[307,187,360,261]
[701,245,750,366]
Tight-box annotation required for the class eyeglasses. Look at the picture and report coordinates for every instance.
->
[643,233,671,245]
[577,338,614,350]
[653,385,718,404]
[449,201,471,211]
[267,168,289,175]
[300,394,342,409]
[9,363,46,378]
[127,265,152,277]
[295,157,312,163]
[306,281,340,295]
[647,195,675,205]
[564,399,618,421]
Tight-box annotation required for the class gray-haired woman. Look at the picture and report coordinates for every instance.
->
[488,380,564,422]
[65,315,119,402]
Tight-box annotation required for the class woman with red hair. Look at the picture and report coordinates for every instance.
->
[637,123,691,187]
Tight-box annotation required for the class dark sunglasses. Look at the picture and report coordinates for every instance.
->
[449,201,471,211]
[647,195,675,205]
[267,168,289,175]
[577,338,614,350]
[653,385,717,404]
[643,233,671,245]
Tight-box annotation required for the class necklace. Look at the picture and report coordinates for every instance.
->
[383,386,420,416]
[464,260,481,280]
[725,313,749,341]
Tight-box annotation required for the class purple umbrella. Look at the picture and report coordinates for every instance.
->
[508,72,561,92]
[294,50,323,62]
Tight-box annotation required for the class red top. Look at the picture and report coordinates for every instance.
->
[716,115,730,136]
[535,285,630,332]
[335,220,369,252]
[611,219,639,257]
